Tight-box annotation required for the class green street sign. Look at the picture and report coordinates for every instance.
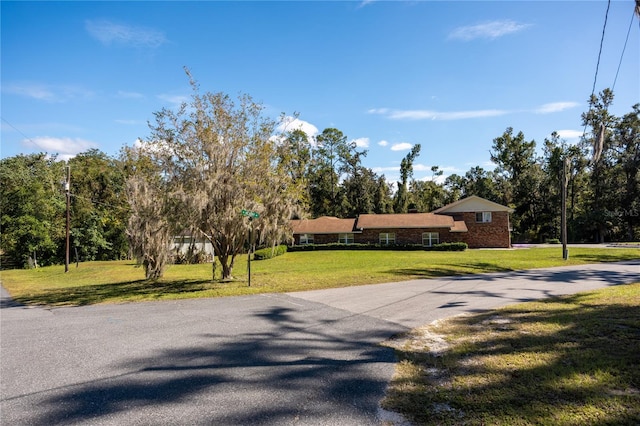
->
[241,209,259,219]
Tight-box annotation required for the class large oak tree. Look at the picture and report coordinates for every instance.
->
[126,70,304,280]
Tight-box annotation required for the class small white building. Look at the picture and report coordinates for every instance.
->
[171,232,214,260]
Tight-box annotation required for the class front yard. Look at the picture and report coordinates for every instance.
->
[1,247,638,306]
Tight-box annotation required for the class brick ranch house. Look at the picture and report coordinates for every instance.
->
[290,195,514,249]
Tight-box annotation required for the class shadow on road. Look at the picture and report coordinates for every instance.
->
[388,259,640,283]
[16,306,402,425]
[0,296,22,309]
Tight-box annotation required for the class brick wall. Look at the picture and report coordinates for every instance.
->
[292,211,511,248]
[357,227,455,245]
[294,228,458,246]
[293,233,342,245]
[453,211,511,248]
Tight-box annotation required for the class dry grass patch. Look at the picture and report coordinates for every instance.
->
[383,283,640,425]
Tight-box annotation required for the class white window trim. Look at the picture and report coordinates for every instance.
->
[299,234,314,245]
[476,211,492,223]
[338,233,354,244]
[422,232,440,247]
[379,232,396,245]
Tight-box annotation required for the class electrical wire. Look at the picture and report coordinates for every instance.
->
[581,0,612,159]
[0,118,124,209]
[590,0,611,101]
[1,116,37,146]
[612,9,637,92]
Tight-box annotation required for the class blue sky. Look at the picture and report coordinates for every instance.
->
[2,1,638,184]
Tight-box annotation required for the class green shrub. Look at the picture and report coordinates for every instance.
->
[253,244,288,260]
[546,238,561,244]
[289,243,370,252]
[428,242,468,251]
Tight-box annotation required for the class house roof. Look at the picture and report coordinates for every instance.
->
[356,213,458,229]
[451,220,468,233]
[290,216,356,234]
[433,195,514,214]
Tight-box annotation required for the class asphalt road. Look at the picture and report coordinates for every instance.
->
[1,260,638,425]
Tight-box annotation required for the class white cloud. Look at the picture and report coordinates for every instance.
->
[4,83,55,101]
[371,166,400,185]
[416,165,461,184]
[370,102,577,121]
[23,136,99,160]
[449,20,532,41]
[85,20,167,48]
[276,116,319,138]
[370,108,508,121]
[386,110,439,120]
[555,129,583,140]
[157,93,189,107]
[440,165,461,173]
[372,165,398,173]
[378,140,389,147]
[115,119,141,125]
[535,102,580,114]
[416,165,456,174]
[352,137,370,148]
[413,163,431,172]
[357,0,377,8]
[391,142,413,151]
[418,174,448,185]
[4,83,93,102]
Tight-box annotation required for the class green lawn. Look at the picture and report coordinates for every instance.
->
[0,247,638,306]
[383,282,640,425]
[2,248,639,423]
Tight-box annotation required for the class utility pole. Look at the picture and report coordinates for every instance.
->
[561,157,569,260]
[65,165,71,272]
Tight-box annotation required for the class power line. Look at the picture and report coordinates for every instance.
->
[582,0,611,163]
[581,0,612,158]
[1,116,37,146]
[612,9,637,92]
[590,0,611,100]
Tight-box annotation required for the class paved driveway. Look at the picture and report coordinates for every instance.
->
[1,261,638,425]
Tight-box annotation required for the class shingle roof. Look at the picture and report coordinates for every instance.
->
[290,216,356,234]
[290,212,471,235]
[433,195,514,213]
[451,220,468,233]
[356,213,456,229]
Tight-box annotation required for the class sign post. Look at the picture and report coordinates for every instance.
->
[65,165,71,273]
[241,209,260,286]
[561,157,569,260]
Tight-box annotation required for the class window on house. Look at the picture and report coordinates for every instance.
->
[475,212,492,223]
[422,232,440,247]
[338,233,354,244]
[379,232,396,245]
[299,234,314,245]
[175,236,194,243]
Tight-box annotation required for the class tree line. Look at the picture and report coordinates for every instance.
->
[1,85,638,275]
